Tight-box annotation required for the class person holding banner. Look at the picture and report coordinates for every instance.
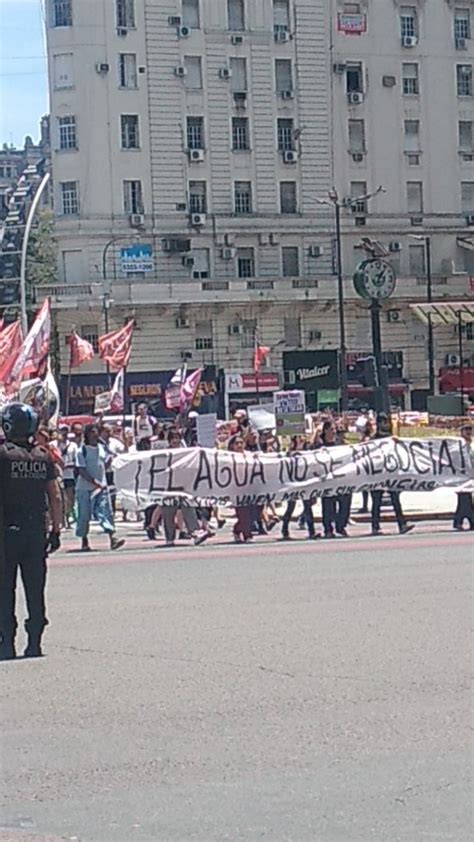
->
[370,413,415,537]
[453,423,474,531]
[281,435,318,541]
[317,421,349,539]
[75,424,125,552]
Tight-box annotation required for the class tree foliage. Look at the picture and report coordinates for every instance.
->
[26,209,58,288]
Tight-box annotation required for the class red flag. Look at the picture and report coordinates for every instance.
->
[179,368,203,413]
[253,344,270,374]
[98,320,134,372]
[0,321,23,363]
[0,300,50,393]
[69,331,95,369]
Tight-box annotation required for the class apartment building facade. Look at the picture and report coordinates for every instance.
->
[43,0,474,411]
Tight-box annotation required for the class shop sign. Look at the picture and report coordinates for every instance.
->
[120,244,154,273]
[225,372,280,393]
[337,13,367,34]
[283,351,339,392]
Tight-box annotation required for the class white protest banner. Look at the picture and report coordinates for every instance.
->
[196,413,217,448]
[114,437,472,509]
[248,403,275,432]
[274,390,306,437]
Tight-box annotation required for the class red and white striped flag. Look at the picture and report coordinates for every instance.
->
[179,368,203,413]
[0,320,23,364]
[0,300,50,393]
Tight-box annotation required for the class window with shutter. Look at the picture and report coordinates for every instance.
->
[280,182,297,214]
[230,57,247,91]
[184,56,203,89]
[275,59,293,92]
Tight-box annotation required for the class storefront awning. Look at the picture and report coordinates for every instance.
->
[348,383,406,396]
[439,367,474,393]
[410,301,474,326]
[457,236,474,251]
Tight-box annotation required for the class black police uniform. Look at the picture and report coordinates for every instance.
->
[0,441,55,654]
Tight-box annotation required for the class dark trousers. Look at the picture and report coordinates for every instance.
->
[322,495,352,535]
[0,528,48,639]
[453,493,474,529]
[371,491,405,532]
[234,506,253,540]
[282,500,315,538]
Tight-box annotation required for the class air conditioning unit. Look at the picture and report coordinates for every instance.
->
[231,34,244,44]
[129,213,145,228]
[456,37,467,50]
[117,27,127,36]
[176,317,191,329]
[308,330,322,342]
[181,350,193,360]
[182,256,194,267]
[176,202,187,211]
[221,247,236,260]
[411,216,423,226]
[269,232,280,245]
[389,241,402,252]
[281,89,295,100]
[178,25,191,38]
[228,324,243,336]
[308,245,323,258]
[168,15,181,26]
[188,148,205,162]
[283,149,298,163]
[352,152,364,162]
[275,30,290,43]
[386,309,401,323]
[174,65,187,77]
[333,63,346,74]
[138,66,147,74]
[402,36,418,47]
[162,237,191,253]
[445,353,461,367]
[191,213,206,226]
[233,91,247,107]
[466,214,474,226]
[95,63,110,73]
[259,233,270,245]
[219,67,232,80]
[348,92,364,104]
[382,75,397,87]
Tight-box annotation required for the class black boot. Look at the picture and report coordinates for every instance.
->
[0,631,16,661]
[24,632,44,658]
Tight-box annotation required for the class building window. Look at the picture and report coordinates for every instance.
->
[241,319,257,348]
[346,63,363,93]
[407,180,423,213]
[189,181,207,214]
[123,179,143,214]
[275,59,293,93]
[461,181,474,212]
[348,119,365,153]
[116,0,135,29]
[120,115,140,149]
[118,53,137,88]
[400,6,417,39]
[53,53,74,89]
[454,8,471,40]
[184,56,203,89]
[230,57,247,91]
[52,0,72,27]
[237,248,255,278]
[80,325,99,353]
[351,180,367,212]
[402,62,419,95]
[280,181,297,214]
[409,244,425,275]
[62,249,83,283]
[282,246,299,277]
[195,320,213,349]
[457,64,473,96]
[182,0,200,28]
[277,118,294,151]
[232,117,250,150]
[58,115,76,150]
[234,181,252,214]
[192,249,210,279]
[228,0,245,31]
[187,116,204,149]
[404,120,420,151]
[459,120,473,151]
[284,317,302,347]
[60,181,79,215]
[273,0,290,30]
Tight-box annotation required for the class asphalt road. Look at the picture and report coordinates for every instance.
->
[0,528,472,842]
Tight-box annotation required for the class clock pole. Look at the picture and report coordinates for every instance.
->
[370,300,389,414]
[334,200,349,411]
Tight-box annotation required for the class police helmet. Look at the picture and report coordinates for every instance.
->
[1,403,39,443]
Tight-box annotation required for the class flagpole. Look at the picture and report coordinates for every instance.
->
[65,340,73,416]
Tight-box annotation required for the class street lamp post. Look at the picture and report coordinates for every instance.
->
[19,171,51,334]
[410,234,435,395]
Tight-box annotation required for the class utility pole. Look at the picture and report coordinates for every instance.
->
[425,236,435,395]
[334,198,349,411]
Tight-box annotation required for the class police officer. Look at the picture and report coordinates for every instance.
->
[0,403,62,661]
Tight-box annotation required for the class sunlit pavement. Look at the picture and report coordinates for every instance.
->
[1,525,472,842]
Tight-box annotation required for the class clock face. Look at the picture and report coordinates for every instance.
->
[353,259,397,301]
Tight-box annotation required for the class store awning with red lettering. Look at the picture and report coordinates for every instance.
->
[439,367,474,393]
[347,383,406,396]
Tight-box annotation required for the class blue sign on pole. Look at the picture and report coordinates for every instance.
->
[120,244,154,273]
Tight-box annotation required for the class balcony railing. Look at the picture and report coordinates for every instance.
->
[34,283,102,303]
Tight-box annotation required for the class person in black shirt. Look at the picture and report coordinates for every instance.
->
[371,412,415,536]
[0,403,62,661]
